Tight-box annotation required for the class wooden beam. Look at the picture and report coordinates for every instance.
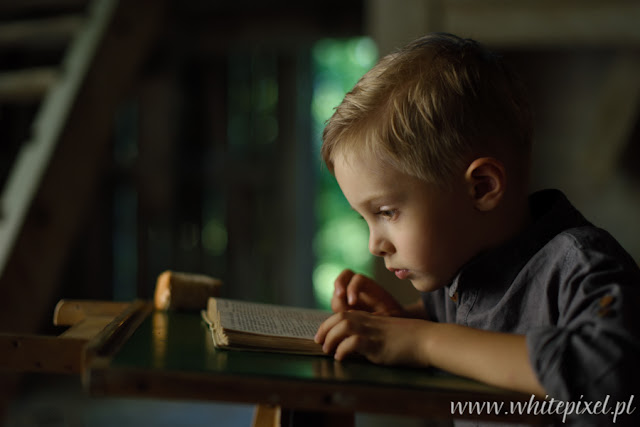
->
[0,334,86,374]
[53,299,132,326]
[0,299,149,374]
[58,316,115,339]
[0,15,84,49]
[0,68,58,103]
[366,0,640,52]
[444,0,640,48]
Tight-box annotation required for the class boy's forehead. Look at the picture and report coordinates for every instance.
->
[334,151,415,203]
[332,148,389,178]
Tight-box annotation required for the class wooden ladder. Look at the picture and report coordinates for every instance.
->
[0,0,166,337]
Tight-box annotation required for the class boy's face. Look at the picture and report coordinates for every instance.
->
[334,153,478,292]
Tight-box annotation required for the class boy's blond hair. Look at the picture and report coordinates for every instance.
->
[322,33,533,186]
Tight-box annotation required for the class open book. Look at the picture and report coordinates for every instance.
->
[202,297,332,355]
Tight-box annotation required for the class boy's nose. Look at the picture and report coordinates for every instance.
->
[369,232,394,257]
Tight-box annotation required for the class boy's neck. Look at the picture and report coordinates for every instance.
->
[482,191,532,253]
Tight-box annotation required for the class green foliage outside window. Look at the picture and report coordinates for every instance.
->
[311,37,379,309]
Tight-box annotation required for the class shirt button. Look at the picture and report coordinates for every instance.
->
[597,295,615,317]
[450,291,459,303]
[599,294,614,308]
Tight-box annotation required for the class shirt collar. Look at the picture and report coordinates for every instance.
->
[448,189,591,298]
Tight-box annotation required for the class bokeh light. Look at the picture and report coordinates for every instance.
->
[311,37,378,309]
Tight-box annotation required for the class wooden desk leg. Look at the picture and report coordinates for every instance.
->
[253,404,281,427]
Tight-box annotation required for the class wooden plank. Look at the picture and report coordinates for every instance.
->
[0,68,58,103]
[58,316,115,339]
[83,300,151,360]
[274,53,315,307]
[0,15,84,49]
[0,334,86,374]
[58,299,149,370]
[0,299,148,374]
[53,299,131,326]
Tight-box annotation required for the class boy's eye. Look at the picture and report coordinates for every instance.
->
[378,209,397,219]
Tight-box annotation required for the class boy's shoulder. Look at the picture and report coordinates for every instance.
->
[524,195,640,318]
[528,190,638,277]
[536,224,640,293]
[555,224,636,264]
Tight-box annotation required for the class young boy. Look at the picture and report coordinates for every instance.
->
[314,33,640,424]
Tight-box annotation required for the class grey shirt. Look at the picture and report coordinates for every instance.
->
[421,189,640,425]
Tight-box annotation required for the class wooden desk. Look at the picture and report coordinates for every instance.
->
[84,309,543,425]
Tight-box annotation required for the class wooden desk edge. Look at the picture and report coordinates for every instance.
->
[84,299,152,361]
[84,364,551,424]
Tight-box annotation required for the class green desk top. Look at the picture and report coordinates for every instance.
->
[105,310,510,395]
[87,310,536,421]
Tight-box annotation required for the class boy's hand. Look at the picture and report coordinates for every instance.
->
[331,269,404,315]
[314,310,431,366]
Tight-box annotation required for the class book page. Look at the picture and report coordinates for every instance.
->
[215,298,331,339]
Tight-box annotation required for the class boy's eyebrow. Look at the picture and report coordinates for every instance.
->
[352,193,398,210]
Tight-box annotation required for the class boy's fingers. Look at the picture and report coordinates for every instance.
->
[334,335,361,361]
[321,313,355,354]
[346,274,400,313]
[321,311,374,356]
[334,269,355,296]
[314,312,344,344]
[332,270,400,313]
[346,273,376,306]
[331,269,355,312]
[331,290,349,312]
[351,290,384,310]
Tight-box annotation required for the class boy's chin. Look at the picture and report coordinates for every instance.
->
[410,278,446,293]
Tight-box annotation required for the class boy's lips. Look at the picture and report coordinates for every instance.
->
[388,267,410,280]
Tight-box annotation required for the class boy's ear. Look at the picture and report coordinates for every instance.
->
[464,157,506,211]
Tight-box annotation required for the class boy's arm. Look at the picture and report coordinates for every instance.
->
[316,312,545,396]
[421,322,546,396]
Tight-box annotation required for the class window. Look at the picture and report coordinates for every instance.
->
[311,37,378,309]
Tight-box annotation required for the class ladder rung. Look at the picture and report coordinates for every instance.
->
[0,67,58,103]
[0,15,84,49]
